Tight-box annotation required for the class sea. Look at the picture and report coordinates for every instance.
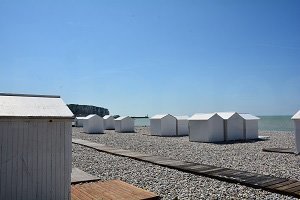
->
[134,116,295,132]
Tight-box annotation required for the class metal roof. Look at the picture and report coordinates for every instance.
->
[189,113,217,120]
[217,112,237,120]
[76,117,86,120]
[174,115,189,120]
[292,110,300,120]
[103,115,113,119]
[150,114,174,119]
[0,93,73,118]
[85,114,99,119]
[239,113,260,120]
[115,116,131,121]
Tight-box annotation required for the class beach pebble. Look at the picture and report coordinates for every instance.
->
[72,127,299,199]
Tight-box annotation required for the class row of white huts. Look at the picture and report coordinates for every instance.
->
[75,114,134,133]
[1,93,299,200]
[150,112,260,142]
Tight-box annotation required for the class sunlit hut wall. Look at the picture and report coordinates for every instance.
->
[103,115,115,130]
[292,110,300,153]
[82,114,104,134]
[0,93,73,200]
[217,112,244,141]
[114,116,134,132]
[239,113,260,140]
[188,113,224,142]
[175,115,189,136]
[150,114,177,136]
[75,116,86,127]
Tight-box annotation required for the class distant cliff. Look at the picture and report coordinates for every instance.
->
[67,104,109,117]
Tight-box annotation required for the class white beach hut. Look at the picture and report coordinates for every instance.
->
[150,114,177,136]
[239,113,260,140]
[189,113,224,142]
[292,110,300,154]
[115,116,134,132]
[217,112,244,141]
[175,115,189,136]
[82,114,104,133]
[75,116,86,127]
[0,93,73,200]
[103,115,115,130]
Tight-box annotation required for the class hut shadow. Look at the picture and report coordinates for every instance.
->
[211,136,270,145]
[80,131,106,135]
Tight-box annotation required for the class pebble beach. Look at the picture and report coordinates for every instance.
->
[72,127,300,199]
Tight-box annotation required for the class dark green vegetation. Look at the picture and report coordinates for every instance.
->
[67,104,109,117]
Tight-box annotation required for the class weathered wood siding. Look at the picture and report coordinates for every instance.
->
[0,119,72,200]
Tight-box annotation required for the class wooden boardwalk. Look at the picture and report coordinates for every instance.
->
[71,180,160,200]
[71,168,101,184]
[72,138,300,198]
[263,148,296,154]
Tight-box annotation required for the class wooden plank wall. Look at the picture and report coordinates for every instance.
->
[0,119,72,200]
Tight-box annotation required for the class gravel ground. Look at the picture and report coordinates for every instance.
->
[72,127,300,199]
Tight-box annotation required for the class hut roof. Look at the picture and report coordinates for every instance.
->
[115,116,131,121]
[292,110,300,120]
[217,112,238,120]
[175,115,189,120]
[0,93,73,118]
[189,113,216,120]
[239,113,260,120]
[151,114,174,119]
[103,115,113,119]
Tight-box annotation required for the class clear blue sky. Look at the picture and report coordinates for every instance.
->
[1,0,299,116]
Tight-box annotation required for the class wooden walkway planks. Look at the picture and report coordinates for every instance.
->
[262,148,295,154]
[71,168,101,184]
[71,180,160,200]
[72,138,300,198]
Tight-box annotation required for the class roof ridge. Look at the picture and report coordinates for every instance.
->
[0,93,60,98]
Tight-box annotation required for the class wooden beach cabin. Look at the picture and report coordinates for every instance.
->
[189,113,224,142]
[175,115,189,136]
[83,114,104,134]
[292,110,300,153]
[217,112,244,141]
[75,116,86,127]
[103,115,115,130]
[239,113,260,140]
[114,116,134,132]
[150,114,177,136]
[0,93,73,200]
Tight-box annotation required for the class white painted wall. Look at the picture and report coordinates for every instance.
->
[150,114,177,136]
[161,116,177,136]
[294,120,300,153]
[150,119,161,136]
[244,120,258,139]
[75,117,85,127]
[0,119,72,200]
[83,115,104,133]
[176,117,189,136]
[115,117,134,132]
[224,113,244,141]
[103,115,115,130]
[189,115,224,142]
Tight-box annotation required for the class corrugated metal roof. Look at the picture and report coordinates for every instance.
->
[150,114,173,119]
[76,117,86,120]
[85,114,98,119]
[239,113,260,120]
[0,94,73,118]
[292,110,300,120]
[217,112,237,120]
[189,113,216,120]
[115,116,131,121]
[175,115,189,120]
[103,115,113,119]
